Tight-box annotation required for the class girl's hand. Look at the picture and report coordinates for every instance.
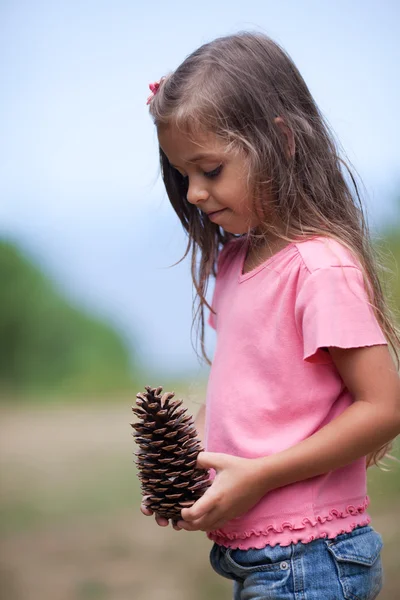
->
[177,452,267,532]
[140,498,183,531]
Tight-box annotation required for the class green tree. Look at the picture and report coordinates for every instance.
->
[0,240,134,397]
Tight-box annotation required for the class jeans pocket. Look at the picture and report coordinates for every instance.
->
[325,527,383,600]
[225,547,283,573]
[209,544,236,580]
[223,545,292,590]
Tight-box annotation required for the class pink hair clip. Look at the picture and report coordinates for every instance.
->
[146,80,161,105]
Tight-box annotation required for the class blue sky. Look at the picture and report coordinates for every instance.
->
[1,0,399,376]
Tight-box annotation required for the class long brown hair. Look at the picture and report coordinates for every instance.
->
[148,32,399,465]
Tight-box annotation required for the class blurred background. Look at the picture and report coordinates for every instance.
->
[0,1,399,599]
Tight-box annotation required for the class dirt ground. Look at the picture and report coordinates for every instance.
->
[0,403,398,600]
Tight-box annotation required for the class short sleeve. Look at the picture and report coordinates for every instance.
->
[295,266,387,362]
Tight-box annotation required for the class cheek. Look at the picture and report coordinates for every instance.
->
[220,180,249,208]
[234,189,253,215]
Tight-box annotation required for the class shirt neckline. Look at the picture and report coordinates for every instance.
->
[239,239,295,283]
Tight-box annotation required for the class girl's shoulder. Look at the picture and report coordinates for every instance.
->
[293,236,361,275]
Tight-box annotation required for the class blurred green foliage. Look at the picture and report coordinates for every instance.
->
[379,228,400,320]
[0,240,134,398]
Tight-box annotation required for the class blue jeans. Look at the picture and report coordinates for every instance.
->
[209,525,383,600]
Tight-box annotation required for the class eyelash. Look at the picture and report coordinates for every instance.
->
[204,165,223,178]
[177,165,223,180]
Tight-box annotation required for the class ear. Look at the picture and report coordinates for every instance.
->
[274,117,295,159]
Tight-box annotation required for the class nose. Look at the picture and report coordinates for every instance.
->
[186,178,209,205]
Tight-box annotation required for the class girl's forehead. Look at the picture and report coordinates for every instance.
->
[158,124,229,164]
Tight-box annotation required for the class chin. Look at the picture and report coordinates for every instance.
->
[216,217,245,235]
[221,224,249,235]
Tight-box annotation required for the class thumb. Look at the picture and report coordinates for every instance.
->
[181,485,217,521]
[196,451,226,471]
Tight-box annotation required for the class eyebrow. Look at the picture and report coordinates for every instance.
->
[171,153,220,168]
[188,153,217,162]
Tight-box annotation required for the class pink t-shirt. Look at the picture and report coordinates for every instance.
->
[205,236,387,549]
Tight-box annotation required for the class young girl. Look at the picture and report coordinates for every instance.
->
[141,32,400,599]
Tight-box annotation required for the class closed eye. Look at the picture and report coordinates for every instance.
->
[204,165,223,178]
[172,164,222,180]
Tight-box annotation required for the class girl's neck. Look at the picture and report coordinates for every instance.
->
[242,233,290,274]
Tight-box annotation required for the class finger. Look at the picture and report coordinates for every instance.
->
[196,451,223,470]
[176,519,200,531]
[140,503,153,516]
[155,514,169,527]
[190,507,223,531]
[177,507,221,532]
[181,489,218,522]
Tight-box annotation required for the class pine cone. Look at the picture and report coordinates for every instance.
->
[131,386,210,522]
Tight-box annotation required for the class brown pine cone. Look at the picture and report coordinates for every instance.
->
[131,386,210,522]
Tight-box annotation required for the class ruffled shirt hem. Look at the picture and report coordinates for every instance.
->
[207,496,371,549]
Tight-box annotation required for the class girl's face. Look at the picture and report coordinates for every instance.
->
[158,125,263,234]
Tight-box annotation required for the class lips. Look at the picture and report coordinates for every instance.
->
[207,209,225,217]
[206,208,228,223]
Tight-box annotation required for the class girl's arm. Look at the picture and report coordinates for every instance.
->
[178,344,400,532]
[257,344,400,489]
